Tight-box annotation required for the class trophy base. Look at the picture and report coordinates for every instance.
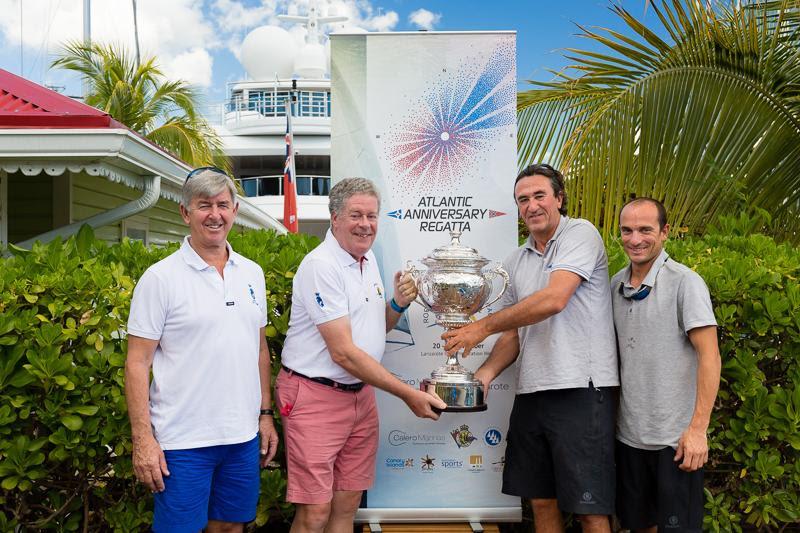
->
[421,377,486,413]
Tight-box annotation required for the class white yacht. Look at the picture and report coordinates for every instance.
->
[211,2,346,238]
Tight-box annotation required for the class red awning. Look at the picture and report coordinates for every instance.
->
[0,68,124,128]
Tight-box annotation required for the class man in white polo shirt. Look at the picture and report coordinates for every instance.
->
[125,168,279,533]
[612,197,720,532]
[277,177,446,533]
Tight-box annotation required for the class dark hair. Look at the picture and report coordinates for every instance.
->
[621,197,668,229]
[515,163,567,215]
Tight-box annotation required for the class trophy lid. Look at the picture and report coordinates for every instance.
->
[422,231,491,267]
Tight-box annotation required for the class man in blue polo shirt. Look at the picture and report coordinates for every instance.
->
[125,168,279,532]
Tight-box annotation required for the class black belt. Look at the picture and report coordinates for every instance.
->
[281,365,365,392]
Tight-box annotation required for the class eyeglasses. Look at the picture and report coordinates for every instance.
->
[186,166,228,181]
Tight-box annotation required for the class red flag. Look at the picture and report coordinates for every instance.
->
[282,109,299,233]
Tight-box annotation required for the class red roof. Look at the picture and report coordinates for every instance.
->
[0,68,124,128]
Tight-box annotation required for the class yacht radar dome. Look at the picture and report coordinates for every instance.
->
[240,26,298,80]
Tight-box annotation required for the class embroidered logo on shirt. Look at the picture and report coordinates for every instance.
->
[374,283,383,298]
[248,284,258,305]
[315,292,325,307]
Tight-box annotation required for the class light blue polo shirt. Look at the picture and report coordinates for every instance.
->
[498,216,619,393]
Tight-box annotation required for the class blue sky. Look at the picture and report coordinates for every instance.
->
[0,0,659,105]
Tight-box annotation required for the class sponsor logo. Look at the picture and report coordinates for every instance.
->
[440,458,463,469]
[421,454,436,471]
[491,456,505,472]
[488,382,511,391]
[580,491,596,504]
[450,424,478,448]
[315,292,325,307]
[387,196,507,233]
[484,428,503,447]
[385,457,414,469]
[469,454,484,471]
[666,515,680,529]
[388,429,448,446]
[374,283,383,298]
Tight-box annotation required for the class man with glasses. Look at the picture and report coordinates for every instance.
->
[125,167,279,532]
[611,197,721,533]
[277,177,446,533]
[443,164,619,533]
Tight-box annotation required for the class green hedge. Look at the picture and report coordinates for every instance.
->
[1,220,798,531]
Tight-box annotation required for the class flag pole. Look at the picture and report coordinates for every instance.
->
[282,79,299,233]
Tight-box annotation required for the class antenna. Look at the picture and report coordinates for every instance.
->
[278,0,347,45]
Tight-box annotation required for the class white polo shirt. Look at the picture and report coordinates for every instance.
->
[281,230,387,383]
[127,237,267,450]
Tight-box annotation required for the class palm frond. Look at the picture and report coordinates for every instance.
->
[517,0,800,243]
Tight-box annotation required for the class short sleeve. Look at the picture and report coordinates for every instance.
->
[678,271,717,333]
[127,269,167,340]
[256,266,268,328]
[298,258,350,325]
[496,253,518,311]
[550,222,604,281]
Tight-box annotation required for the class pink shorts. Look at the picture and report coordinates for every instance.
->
[275,369,379,504]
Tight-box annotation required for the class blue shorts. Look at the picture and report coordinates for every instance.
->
[153,436,260,532]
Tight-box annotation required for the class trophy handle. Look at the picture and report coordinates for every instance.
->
[480,263,510,312]
[404,260,431,310]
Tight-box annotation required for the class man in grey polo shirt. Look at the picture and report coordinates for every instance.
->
[443,163,618,533]
[611,197,720,533]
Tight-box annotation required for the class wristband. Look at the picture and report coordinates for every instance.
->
[390,297,409,313]
[259,409,274,416]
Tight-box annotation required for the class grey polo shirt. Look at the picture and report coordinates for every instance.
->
[611,249,717,449]
[498,216,619,394]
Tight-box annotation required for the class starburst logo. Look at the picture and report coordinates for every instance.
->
[421,454,436,471]
[382,41,516,194]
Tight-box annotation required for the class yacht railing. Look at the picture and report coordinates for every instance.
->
[226,90,331,118]
[239,175,330,198]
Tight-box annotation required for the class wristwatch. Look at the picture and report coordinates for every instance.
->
[259,408,274,416]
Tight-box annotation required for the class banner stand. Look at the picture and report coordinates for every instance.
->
[361,523,501,533]
[331,30,521,526]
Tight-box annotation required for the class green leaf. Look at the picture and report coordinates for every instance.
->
[69,406,99,416]
[59,415,84,431]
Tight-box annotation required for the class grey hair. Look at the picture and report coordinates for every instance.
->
[328,177,381,215]
[181,169,237,209]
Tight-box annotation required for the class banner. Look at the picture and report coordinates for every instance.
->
[331,31,520,523]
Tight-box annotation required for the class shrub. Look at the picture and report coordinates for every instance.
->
[0,226,316,531]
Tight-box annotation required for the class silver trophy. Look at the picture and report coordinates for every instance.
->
[407,232,509,412]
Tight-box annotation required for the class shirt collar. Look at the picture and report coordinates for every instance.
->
[620,248,669,296]
[324,229,368,268]
[524,215,570,255]
[180,236,237,271]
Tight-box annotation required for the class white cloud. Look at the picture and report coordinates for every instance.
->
[211,0,277,33]
[0,0,404,91]
[166,48,213,88]
[0,0,217,87]
[409,8,440,30]
[325,0,398,33]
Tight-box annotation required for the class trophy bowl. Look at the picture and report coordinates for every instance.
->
[407,231,508,412]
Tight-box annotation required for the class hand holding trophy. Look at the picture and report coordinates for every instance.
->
[406,231,508,412]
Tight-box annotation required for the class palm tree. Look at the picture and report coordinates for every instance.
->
[52,41,230,172]
[517,0,800,242]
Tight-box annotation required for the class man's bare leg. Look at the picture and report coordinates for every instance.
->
[530,499,564,533]
[291,502,332,533]
[323,490,362,533]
